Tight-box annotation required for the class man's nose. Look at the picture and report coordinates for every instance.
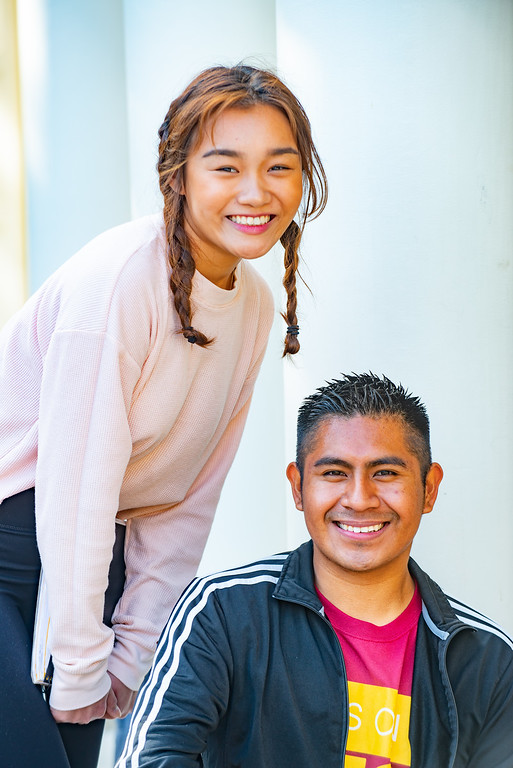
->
[340,476,379,511]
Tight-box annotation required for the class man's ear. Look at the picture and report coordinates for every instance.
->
[422,462,443,516]
[286,462,303,511]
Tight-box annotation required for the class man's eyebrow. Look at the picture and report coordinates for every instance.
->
[313,457,352,469]
[202,147,300,159]
[367,456,408,469]
[313,456,408,469]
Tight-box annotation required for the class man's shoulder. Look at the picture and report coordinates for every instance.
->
[411,559,513,653]
[179,552,291,611]
[445,593,513,652]
[198,552,290,586]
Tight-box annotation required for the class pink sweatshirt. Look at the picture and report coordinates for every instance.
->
[0,213,274,710]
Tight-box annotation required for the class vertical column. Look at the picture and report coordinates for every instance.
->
[276,0,513,632]
[16,0,130,291]
[0,0,27,325]
[121,0,287,572]
[123,0,277,220]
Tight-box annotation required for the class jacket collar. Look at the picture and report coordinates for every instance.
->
[274,540,465,638]
[407,559,468,638]
[273,541,323,613]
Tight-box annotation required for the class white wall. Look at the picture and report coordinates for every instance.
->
[122,0,277,220]
[276,0,513,632]
[121,0,289,574]
[15,0,513,632]
[17,0,131,291]
[122,0,513,631]
[0,0,27,326]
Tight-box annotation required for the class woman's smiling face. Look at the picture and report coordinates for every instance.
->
[182,104,303,288]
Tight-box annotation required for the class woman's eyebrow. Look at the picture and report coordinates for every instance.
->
[202,146,300,159]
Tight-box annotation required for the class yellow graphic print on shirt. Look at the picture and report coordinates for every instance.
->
[344,680,412,767]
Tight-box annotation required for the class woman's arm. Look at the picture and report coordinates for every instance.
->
[36,328,142,712]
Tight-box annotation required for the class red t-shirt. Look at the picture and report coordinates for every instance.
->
[317,585,422,768]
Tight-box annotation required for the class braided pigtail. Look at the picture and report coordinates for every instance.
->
[171,232,213,346]
[280,220,303,357]
[162,199,213,347]
[158,112,212,347]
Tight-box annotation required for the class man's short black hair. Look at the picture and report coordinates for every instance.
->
[296,373,432,482]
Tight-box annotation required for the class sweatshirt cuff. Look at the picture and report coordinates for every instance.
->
[49,662,111,711]
[107,637,155,693]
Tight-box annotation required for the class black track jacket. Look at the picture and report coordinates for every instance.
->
[118,541,513,768]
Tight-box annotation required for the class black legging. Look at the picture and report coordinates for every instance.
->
[0,489,125,768]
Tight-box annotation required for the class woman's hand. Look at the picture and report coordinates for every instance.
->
[51,689,114,724]
[105,672,138,719]
[50,674,137,724]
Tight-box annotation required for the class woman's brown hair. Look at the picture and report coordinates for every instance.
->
[157,64,328,355]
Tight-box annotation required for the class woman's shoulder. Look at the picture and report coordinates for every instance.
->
[60,212,166,295]
[67,212,167,277]
[11,214,169,339]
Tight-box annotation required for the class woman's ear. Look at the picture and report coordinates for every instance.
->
[286,462,303,511]
[170,170,185,195]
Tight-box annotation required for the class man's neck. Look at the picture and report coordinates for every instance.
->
[313,558,416,626]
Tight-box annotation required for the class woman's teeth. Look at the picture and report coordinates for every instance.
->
[229,215,271,225]
[337,522,386,534]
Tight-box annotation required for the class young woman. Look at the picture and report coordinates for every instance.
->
[0,64,327,767]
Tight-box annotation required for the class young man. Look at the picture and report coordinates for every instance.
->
[117,374,513,768]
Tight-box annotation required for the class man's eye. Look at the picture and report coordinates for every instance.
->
[323,470,346,477]
[375,469,397,477]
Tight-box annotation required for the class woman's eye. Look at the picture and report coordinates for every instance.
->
[216,166,238,173]
[269,164,290,172]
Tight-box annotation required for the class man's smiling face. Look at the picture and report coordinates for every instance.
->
[286,415,443,586]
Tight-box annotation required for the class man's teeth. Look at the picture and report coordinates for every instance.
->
[229,215,271,225]
[337,522,386,534]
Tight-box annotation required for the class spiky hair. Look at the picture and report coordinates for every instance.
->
[296,373,431,480]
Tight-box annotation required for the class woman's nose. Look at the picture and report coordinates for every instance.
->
[236,173,272,206]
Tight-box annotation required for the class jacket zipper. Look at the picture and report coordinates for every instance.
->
[275,594,349,766]
[440,625,470,768]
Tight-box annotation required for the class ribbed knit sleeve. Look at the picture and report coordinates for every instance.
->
[36,329,141,708]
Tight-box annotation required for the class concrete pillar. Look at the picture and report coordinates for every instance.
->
[13,1,512,635]
[0,0,27,325]
[16,0,131,291]
[121,0,287,573]
[276,0,513,633]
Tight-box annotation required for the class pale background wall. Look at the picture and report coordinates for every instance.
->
[0,0,26,319]
[6,0,513,646]
[274,0,513,632]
